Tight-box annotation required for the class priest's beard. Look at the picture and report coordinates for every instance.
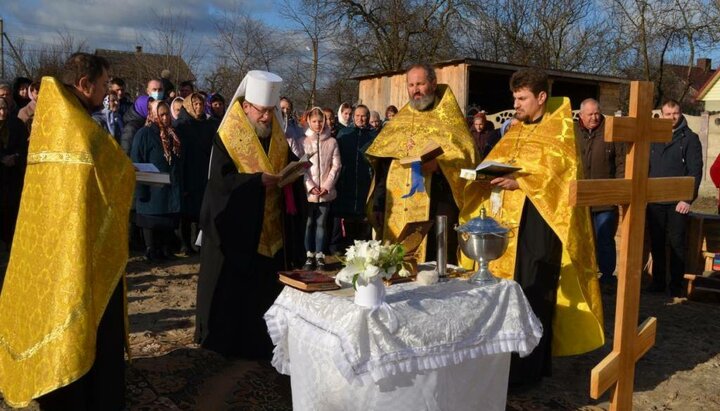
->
[409,93,435,111]
[251,120,272,138]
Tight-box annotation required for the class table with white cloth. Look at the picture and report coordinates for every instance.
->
[264,278,542,411]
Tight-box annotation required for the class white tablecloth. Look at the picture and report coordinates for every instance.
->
[265,279,542,411]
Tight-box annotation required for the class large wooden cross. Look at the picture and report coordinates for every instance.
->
[569,81,695,411]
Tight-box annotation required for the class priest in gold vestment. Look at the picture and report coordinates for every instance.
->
[366,63,476,263]
[461,69,604,384]
[194,70,289,359]
[0,54,134,409]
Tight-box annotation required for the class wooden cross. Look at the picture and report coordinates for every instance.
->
[569,81,695,411]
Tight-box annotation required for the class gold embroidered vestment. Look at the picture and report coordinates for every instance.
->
[460,97,604,356]
[0,77,135,406]
[217,100,288,257]
[366,85,476,261]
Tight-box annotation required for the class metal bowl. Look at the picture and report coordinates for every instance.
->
[457,231,509,262]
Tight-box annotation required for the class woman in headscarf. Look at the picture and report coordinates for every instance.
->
[17,81,40,133]
[469,111,497,160]
[206,93,226,121]
[170,97,184,123]
[337,102,352,129]
[174,92,218,255]
[0,96,29,253]
[131,100,183,261]
[12,77,31,110]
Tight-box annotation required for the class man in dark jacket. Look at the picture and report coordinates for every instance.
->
[329,105,377,254]
[109,77,132,117]
[121,95,151,155]
[646,99,703,297]
[574,98,625,285]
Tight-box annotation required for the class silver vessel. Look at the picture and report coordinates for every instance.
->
[455,208,510,285]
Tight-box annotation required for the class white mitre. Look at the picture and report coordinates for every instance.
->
[218,70,284,129]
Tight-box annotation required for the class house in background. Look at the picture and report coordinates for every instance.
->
[95,46,195,98]
[663,58,715,113]
[697,64,720,113]
[354,58,627,117]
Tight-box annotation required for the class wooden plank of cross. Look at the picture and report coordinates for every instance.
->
[568,81,695,411]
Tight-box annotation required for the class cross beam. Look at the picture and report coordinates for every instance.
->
[568,81,695,410]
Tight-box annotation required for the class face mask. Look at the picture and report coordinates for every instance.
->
[149,91,164,101]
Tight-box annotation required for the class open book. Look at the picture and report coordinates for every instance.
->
[278,270,340,292]
[460,161,522,181]
[399,141,444,165]
[134,163,171,185]
[277,153,313,188]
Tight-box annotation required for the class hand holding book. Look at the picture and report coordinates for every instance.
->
[276,153,313,187]
[460,161,522,181]
[399,141,444,165]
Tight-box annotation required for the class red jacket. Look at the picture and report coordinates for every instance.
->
[711,154,720,188]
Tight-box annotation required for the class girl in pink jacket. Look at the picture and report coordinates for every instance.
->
[303,108,341,270]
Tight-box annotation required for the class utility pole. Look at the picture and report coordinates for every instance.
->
[1,18,5,79]
[2,29,30,78]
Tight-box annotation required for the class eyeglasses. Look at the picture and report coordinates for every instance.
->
[249,102,275,117]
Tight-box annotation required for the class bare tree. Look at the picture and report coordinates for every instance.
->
[280,0,340,109]
[319,0,460,72]
[140,9,206,85]
[665,0,720,103]
[456,0,618,74]
[7,30,88,80]
[609,0,720,107]
[210,7,293,97]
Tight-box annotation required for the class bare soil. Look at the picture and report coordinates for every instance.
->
[2,196,720,410]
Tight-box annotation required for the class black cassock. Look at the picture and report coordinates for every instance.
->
[509,198,562,385]
[194,134,285,359]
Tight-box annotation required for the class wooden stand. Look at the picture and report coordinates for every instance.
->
[686,213,720,274]
[569,81,695,410]
[684,273,720,298]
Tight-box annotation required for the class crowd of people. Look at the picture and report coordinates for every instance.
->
[0,51,713,409]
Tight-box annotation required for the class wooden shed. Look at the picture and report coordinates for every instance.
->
[355,58,627,116]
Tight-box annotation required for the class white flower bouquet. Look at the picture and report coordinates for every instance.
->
[335,240,411,288]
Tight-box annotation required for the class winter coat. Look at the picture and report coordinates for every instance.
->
[333,126,377,217]
[131,124,183,216]
[648,115,703,203]
[303,128,341,203]
[121,106,146,155]
[91,109,123,143]
[470,122,496,160]
[174,108,218,217]
[710,154,720,188]
[17,100,36,132]
[574,118,626,212]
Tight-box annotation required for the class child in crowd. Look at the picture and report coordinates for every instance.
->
[302,107,341,270]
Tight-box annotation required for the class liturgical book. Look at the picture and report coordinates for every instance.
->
[460,161,522,181]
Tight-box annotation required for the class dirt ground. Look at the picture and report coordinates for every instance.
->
[1,196,719,410]
[121,254,720,411]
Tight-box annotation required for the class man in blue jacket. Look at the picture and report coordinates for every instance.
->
[646,99,703,297]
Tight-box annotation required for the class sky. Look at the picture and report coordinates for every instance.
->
[2,0,719,82]
[0,0,294,80]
